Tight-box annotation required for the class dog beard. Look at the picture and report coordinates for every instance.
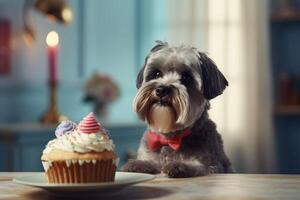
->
[148,104,176,133]
[133,82,193,134]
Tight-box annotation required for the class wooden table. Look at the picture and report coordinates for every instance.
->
[0,173,300,200]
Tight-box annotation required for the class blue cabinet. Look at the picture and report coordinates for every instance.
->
[271,16,300,173]
[0,124,145,171]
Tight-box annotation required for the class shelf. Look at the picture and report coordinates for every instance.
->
[0,122,145,133]
[274,105,300,115]
[271,11,300,22]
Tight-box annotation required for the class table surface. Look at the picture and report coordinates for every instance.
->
[1,172,300,200]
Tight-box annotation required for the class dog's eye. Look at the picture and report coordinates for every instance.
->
[146,69,162,81]
[181,73,193,86]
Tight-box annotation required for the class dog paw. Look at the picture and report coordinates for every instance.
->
[123,159,160,174]
[162,161,193,178]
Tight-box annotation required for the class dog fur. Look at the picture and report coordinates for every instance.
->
[123,41,233,178]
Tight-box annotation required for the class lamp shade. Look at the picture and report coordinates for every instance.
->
[34,0,73,24]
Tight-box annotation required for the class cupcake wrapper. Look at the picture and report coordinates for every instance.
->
[43,160,116,183]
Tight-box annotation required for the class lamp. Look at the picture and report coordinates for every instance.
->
[23,0,73,44]
[34,0,73,24]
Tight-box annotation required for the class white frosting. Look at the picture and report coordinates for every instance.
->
[43,130,114,154]
[42,159,118,172]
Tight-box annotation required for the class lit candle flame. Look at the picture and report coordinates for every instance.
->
[62,7,73,23]
[46,31,59,47]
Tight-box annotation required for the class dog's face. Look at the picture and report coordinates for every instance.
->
[133,41,228,134]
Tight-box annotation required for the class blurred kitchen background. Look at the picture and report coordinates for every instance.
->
[0,0,299,174]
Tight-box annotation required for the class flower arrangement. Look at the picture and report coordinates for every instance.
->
[83,73,120,120]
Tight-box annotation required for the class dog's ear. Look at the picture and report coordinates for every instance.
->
[199,52,228,100]
[151,40,168,52]
[136,41,168,88]
[136,65,145,89]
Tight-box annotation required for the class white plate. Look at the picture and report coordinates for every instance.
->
[13,172,155,195]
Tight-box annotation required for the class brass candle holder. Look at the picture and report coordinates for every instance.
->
[41,81,66,124]
[41,31,67,125]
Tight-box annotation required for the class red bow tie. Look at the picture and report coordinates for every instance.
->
[147,128,192,151]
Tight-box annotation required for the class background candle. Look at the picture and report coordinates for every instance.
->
[46,31,59,83]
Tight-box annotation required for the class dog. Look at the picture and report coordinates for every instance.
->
[123,41,233,178]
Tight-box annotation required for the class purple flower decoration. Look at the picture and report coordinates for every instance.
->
[103,128,112,139]
[55,121,77,137]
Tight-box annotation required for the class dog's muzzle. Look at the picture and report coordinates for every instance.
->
[155,85,173,106]
[155,85,171,98]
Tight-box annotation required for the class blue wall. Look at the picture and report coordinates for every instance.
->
[0,0,88,123]
[0,0,169,125]
[137,0,167,66]
[83,0,138,124]
[0,0,162,124]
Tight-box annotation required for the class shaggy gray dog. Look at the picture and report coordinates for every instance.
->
[123,41,233,178]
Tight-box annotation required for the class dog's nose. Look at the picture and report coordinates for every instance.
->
[155,86,171,98]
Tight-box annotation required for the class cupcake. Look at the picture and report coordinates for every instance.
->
[41,113,118,183]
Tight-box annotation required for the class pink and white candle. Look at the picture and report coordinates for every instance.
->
[46,31,59,83]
